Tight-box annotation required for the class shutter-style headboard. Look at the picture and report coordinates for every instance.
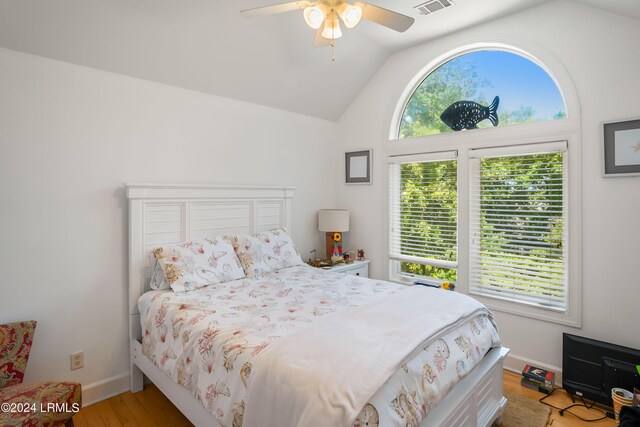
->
[127,183,294,341]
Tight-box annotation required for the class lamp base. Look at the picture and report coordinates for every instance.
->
[325,232,344,262]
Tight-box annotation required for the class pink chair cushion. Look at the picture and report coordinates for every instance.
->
[0,320,37,388]
[0,381,81,427]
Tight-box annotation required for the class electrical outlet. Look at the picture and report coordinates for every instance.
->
[70,351,84,371]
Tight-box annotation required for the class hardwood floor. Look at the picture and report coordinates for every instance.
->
[72,384,192,427]
[74,370,617,426]
[502,370,616,427]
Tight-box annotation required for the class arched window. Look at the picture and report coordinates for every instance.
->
[389,46,581,326]
[398,50,566,138]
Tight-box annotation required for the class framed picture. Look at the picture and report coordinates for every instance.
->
[603,119,640,177]
[345,150,372,184]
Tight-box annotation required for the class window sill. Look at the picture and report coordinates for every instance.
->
[388,274,416,287]
[389,272,447,287]
[471,293,581,328]
[391,273,580,326]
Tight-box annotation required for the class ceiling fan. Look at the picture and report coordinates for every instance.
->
[241,0,415,46]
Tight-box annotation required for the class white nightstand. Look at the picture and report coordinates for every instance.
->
[326,260,370,278]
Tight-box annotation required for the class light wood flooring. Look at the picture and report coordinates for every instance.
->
[502,370,615,427]
[72,370,616,427]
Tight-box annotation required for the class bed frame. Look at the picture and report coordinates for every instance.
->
[127,183,509,427]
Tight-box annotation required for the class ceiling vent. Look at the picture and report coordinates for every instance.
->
[414,0,454,15]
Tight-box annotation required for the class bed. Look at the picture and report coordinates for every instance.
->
[127,183,509,427]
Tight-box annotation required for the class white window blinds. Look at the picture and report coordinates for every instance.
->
[469,142,568,311]
[389,151,458,272]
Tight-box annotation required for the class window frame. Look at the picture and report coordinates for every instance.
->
[385,43,582,327]
[389,43,572,141]
[388,151,459,286]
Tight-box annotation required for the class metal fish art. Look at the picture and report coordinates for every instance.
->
[440,96,500,131]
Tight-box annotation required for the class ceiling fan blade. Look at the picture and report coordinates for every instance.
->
[241,1,311,19]
[313,27,332,47]
[356,2,414,32]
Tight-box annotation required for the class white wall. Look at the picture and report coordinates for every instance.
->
[337,1,640,373]
[0,47,338,403]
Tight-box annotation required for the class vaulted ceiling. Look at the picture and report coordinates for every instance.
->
[0,0,637,121]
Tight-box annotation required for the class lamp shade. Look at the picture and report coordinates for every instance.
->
[318,209,349,232]
[321,17,342,39]
[338,3,362,28]
[303,5,326,29]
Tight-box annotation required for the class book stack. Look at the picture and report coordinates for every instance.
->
[521,364,555,394]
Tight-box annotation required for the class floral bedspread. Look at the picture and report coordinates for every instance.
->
[140,265,499,427]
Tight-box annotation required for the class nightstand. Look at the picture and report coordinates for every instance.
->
[325,260,370,278]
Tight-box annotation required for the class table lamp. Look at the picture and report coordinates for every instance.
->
[318,209,349,262]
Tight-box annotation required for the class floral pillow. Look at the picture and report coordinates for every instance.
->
[231,228,303,278]
[153,236,245,292]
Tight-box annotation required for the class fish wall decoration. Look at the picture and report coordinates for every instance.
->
[440,96,500,131]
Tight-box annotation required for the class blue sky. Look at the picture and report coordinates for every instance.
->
[454,50,565,120]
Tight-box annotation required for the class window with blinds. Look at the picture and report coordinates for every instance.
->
[469,142,568,311]
[389,152,458,282]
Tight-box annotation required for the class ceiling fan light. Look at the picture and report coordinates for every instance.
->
[321,17,342,39]
[338,4,362,28]
[303,5,326,29]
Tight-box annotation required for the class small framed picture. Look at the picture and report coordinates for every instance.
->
[603,119,640,177]
[345,149,372,184]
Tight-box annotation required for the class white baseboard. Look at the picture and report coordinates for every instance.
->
[503,352,563,385]
[81,372,130,407]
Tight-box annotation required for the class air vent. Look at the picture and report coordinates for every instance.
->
[414,0,454,15]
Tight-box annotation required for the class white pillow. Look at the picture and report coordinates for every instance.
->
[232,228,303,278]
[153,236,245,292]
[149,258,169,290]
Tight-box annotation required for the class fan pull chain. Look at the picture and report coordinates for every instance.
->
[330,21,336,62]
[326,8,336,61]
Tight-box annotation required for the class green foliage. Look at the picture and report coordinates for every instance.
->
[400,58,486,138]
[400,262,457,282]
[498,105,535,126]
[396,53,566,288]
[399,54,563,138]
[398,160,457,282]
[398,153,564,287]
[477,153,565,296]
[479,153,563,256]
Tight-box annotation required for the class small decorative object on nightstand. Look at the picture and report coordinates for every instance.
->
[318,209,349,262]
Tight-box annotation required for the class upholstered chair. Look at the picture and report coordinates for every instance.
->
[0,320,82,427]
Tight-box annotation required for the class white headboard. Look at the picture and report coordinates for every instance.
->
[127,183,295,340]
